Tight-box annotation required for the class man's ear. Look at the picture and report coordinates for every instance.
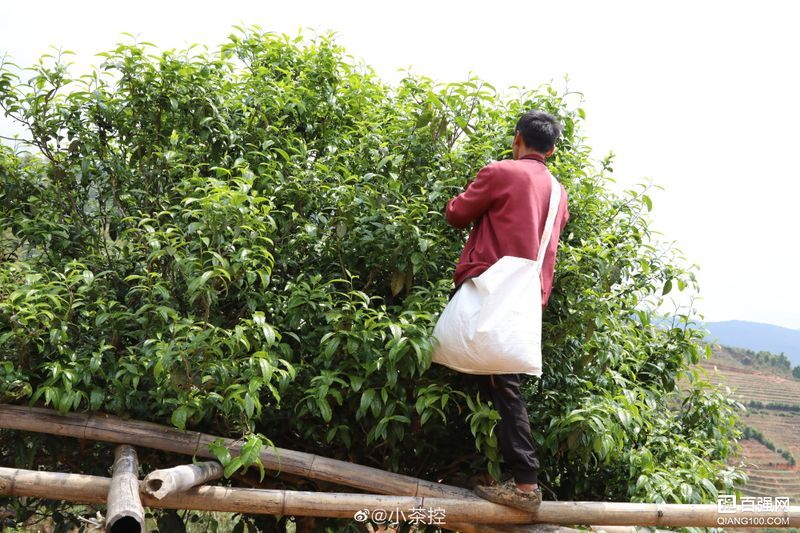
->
[545,145,555,158]
[513,131,522,147]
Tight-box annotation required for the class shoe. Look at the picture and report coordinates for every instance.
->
[473,478,542,512]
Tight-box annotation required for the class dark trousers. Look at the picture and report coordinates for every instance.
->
[473,374,540,484]
[449,280,540,484]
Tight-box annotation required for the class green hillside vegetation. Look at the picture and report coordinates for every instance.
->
[711,344,796,379]
[1,28,743,530]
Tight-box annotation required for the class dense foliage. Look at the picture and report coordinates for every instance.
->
[0,27,744,530]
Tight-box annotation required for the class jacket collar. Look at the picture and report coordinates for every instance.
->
[519,153,546,163]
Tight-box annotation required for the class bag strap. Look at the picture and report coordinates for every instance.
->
[536,174,562,266]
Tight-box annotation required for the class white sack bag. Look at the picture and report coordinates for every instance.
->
[431,173,561,376]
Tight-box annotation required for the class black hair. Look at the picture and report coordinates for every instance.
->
[515,110,562,153]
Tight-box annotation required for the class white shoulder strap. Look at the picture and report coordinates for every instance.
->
[536,173,562,266]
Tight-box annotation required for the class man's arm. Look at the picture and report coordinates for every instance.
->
[445,164,496,229]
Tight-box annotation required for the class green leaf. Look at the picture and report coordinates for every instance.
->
[322,336,340,358]
[89,389,104,410]
[317,397,332,422]
[699,478,718,497]
[224,457,244,478]
[662,278,673,295]
[359,389,375,419]
[415,111,432,127]
[349,375,364,392]
[244,393,255,418]
[171,406,189,431]
[208,439,231,465]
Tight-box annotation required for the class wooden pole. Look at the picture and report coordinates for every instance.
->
[143,461,223,499]
[106,445,145,533]
[1,466,798,528]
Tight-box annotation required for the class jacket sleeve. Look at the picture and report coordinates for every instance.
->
[445,164,496,229]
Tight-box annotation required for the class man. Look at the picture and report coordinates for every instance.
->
[444,109,570,511]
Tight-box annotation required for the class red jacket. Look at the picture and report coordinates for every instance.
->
[445,153,570,307]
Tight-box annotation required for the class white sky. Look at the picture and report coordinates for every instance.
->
[2,0,799,329]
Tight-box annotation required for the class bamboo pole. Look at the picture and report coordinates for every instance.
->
[143,461,223,499]
[0,405,441,496]
[1,466,798,528]
[0,466,529,525]
[0,405,531,533]
[0,407,490,501]
[106,445,145,533]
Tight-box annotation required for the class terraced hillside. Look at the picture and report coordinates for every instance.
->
[700,360,800,404]
[737,438,798,498]
[737,438,789,468]
[695,346,800,502]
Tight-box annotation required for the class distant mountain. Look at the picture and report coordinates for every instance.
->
[704,320,800,367]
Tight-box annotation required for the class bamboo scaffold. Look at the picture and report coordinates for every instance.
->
[1,404,798,529]
[0,466,533,525]
[0,405,532,533]
[3,466,797,528]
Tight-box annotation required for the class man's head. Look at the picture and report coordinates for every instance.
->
[512,110,562,160]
